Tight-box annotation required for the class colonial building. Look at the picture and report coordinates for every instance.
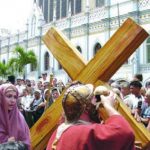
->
[0,0,150,84]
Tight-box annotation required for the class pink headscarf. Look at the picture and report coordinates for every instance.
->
[0,83,31,149]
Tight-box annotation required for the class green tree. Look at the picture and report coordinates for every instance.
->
[9,46,38,77]
[0,62,10,79]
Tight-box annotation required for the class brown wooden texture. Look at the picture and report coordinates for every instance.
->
[31,18,150,149]
[43,27,87,80]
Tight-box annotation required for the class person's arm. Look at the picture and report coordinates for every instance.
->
[147,120,150,131]
[37,100,46,110]
[140,117,149,125]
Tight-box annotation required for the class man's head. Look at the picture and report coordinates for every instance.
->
[129,80,142,96]
[43,81,50,90]
[42,72,47,80]
[16,78,22,85]
[133,74,143,82]
[62,83,93,122]
[120,82,130,97]
[52,88,60,100]
[145,80,150,89]
[145,89,150,104]
[8,75,15,85]
[34,89,41,100]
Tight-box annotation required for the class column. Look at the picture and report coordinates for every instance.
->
[85,0,90,60]
[7,33,10,60]
[68,0,72,39]
[24,22,29,79]
[133,0,140,75]
[38,24,42,78]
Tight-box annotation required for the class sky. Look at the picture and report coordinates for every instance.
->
[0,0,34,33]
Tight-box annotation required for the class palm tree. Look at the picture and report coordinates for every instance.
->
[0,62,10,79]
[9,46,38,77]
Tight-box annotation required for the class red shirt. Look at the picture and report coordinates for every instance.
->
[46,115,135,150]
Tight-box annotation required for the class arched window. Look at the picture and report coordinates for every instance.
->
[31,64,36,72]
[94,43,102,54]
[70,0,81,15]
[96,0,105,7]
[31,16,36,36]
[2,59,5,64]
[44,52,50,70]
[62,0,67,18]
[39,0,44,8]
[56,0,60,20]
[76,46,82,53]
[43,0,48,22]
[146,37,150,63]
[58,63,62,69]
[75,0,81,14]
[49,0,54,21]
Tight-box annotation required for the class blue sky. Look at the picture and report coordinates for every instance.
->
[0,0,33,33]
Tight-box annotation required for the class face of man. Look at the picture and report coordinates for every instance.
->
[52,89,59,99]
[17,79,22,86]
[23,89,28,96]
[121,87,130,96]
[130,86,141,96]
[42,74,47,80]
[34,92,41,100]
[145,93,150,104]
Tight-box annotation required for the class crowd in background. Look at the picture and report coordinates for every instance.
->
[0,72,150,150]
[0,72,66,128]
[0,73,149,131]
[108,74,150,131]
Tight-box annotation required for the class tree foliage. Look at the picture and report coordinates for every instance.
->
[0,46,38,79]
[9,46,37,75]
[0,62,10,78]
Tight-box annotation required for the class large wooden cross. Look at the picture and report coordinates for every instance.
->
[30,18,150,150]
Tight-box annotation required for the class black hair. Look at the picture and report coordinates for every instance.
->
[8,75,15,85]
[130,80,142,89]
[134,74,143,82]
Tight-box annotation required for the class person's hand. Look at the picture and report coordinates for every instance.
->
[98,91,119,117]
[8,136,15,142]
[100,91,116,107]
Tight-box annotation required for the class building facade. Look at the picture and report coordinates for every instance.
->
[0,0,150,84]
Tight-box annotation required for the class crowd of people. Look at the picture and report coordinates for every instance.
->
[109,74,150,131]
[0,73,149,149]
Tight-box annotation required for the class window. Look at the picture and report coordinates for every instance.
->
[96,0,105,7]
[31,16,36,36]
[71,0,75,15]
[56,0,60,20]
[2,59,5,64]
[31,64,36,72]
[39,0,44,9]
[94,43,101,54]
[61,0,67,18]
[44,52,50,70]
[44,0,49,22]
[147,37,150,63]
[49,0,54,21]
[75,0,81,14]
[70,0,81,15]
[58,63,62,69]
[76,46,82,53]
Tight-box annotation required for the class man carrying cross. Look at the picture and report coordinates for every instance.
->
[46,83,135,150]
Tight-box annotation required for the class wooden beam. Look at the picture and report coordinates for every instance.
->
[31,18,150,149]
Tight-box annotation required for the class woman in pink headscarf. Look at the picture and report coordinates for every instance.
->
[0,83,31,149]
